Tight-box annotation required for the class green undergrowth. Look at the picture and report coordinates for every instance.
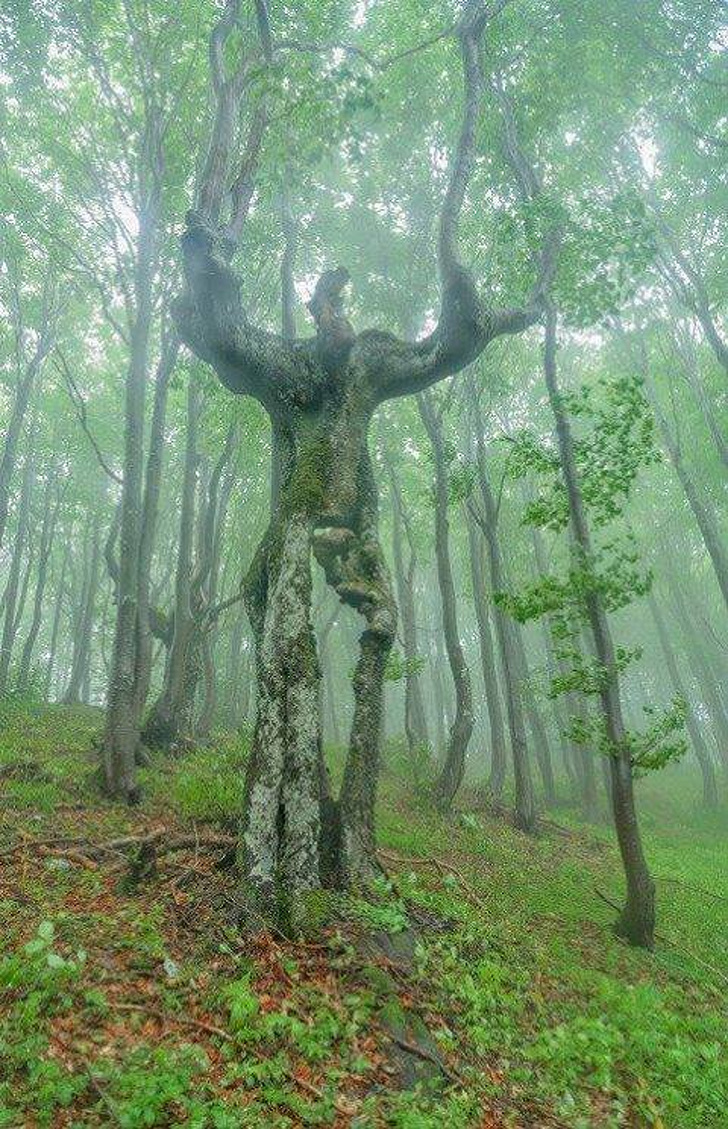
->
[1,705,726,1126]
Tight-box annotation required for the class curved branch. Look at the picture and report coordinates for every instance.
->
[367,1,540,403]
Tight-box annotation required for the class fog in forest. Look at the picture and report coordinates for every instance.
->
[1,1,726,1125]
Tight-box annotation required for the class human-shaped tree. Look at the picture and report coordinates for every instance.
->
[176,0,551,927]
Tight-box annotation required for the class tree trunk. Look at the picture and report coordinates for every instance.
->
[663,568,728,777]
[142,380,201,748]
[545,306,654,947]
[387,455,429,754]
[645,369,728,615]
[17,478,62,694]
[133,332,180,721]
[102,204,157,801]
[64,514,102,705]
[0,281,56,552]
[44,539,71,701]
[509,616,557,807]
[466,378,537,832]
[465,507,507,800]
[0,454,34,696]
[418,392,474,811]
[241,512,327,928]
[648,592,718,808]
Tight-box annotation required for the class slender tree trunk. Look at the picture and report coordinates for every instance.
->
[103,204,157,801]
[509,616,557,807]
[430,627,448,755]
[648,592,718,807]
[64,515,102,705]
[663,568,728,777]
[418,392,474,810]
[545,306,654,947]
[645,369,728,615]
[466,378,537,831]
[45,539,71,702]
[0,454,34,695]
[676,330,728,473]
[133,332,180,720]
[465,507,507,799]
[17,479,62,694]
[143,380,201,748]
[0,282,56,551]
[387,456,429,754]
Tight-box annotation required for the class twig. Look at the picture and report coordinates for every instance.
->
[388,1034,460,1086]
[293,1076,356,1116]
[112,1001,231,1041]
[55,350,123,485]
[655,875,728,906]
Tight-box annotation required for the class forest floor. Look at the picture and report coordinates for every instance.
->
[0,702,726,1128]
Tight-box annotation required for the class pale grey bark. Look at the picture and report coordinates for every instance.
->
[17,478,63,694]
[466,378,537,831]
[64,514,102,705]
[649,592,719,808]
[465,507,507,799]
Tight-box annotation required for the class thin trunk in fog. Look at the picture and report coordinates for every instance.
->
[529,524,577,793]
[644,368,728,614]
[674,328,728,473]
[387,454,429,754]
[466,376,536,831]
[64,515,102,705]
[143,380,201,747]
[663,568,728,776]
[544,305,655,947]
[418,391,474,810]
[648,592,719,808]
[0,279,57,552]
[430,622,449,755]
[102,197,159,801]
[0,454,34,695]
[465,506,507,799]
[133,330,180,721]
[512,625,557,808]
[17,478,63,694]
[44,540,71,701]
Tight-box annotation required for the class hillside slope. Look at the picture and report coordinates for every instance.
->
[1,704,726,1127]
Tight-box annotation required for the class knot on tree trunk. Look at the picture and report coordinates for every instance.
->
[307,267,356,368]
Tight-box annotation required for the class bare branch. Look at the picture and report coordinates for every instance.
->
[55,350,123,486]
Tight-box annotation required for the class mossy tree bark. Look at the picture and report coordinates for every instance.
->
[177,0,550,923]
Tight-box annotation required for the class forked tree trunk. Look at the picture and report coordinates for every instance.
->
[545,306,654,947]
